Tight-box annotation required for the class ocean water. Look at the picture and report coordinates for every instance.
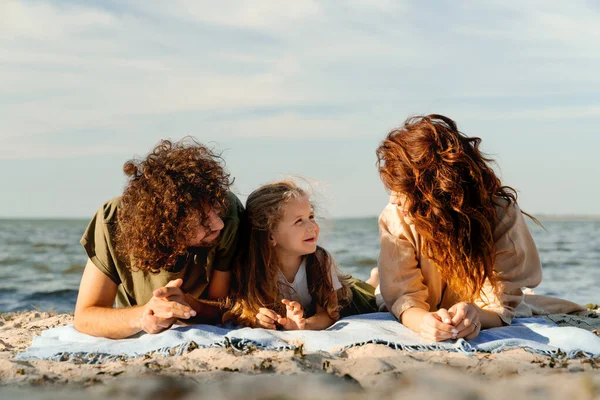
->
[0,217,598,313]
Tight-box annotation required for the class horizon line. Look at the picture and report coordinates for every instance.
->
[2,213,600,221]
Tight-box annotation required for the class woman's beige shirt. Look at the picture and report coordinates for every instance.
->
[378,197,542,325]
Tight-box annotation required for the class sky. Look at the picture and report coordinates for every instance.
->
[1,0,599,219]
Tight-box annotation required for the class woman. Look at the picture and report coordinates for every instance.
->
[376,114,583,342]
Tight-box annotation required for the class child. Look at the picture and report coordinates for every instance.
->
[225,181,378,330]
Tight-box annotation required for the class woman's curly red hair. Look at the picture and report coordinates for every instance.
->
[116,138,232,272]
[376,114,524,302]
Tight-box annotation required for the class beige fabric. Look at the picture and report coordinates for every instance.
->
[378,196,584,325]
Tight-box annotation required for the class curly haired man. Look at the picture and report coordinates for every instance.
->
[73,138,244,339]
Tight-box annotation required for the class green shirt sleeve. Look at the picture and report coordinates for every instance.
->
[211,192,245,272]
[80,198,122,285]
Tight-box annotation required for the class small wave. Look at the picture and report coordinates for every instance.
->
[32,243,69,250]
[352,257,378,267]
[32,264,51,272]
[0,256,26,266]
[10,289,78,313]
[334,249,350,254]
[543,259,583,268]
[23,289,79,302]
[4,239,30,246]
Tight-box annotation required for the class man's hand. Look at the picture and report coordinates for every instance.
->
[277,299,306,331]
[152,278,188,305]
[139,279,196,334]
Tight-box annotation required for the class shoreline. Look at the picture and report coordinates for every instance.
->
[1,310,600,399]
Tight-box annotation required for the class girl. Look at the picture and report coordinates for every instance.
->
[225,181,378,330]
[376,114,583,342]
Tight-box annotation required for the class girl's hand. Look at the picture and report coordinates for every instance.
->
[419,308,460,342]
[449,302,481,340]
[255,307,280,330]
[278,299,306,330]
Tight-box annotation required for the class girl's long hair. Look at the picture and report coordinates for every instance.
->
[376,114,533,302]
[224,181,350,327]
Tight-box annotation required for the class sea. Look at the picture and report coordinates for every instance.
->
[0,217,599,313]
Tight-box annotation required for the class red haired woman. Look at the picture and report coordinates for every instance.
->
[376,115,582,342]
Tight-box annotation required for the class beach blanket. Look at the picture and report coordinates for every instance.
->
[17,313,600,364]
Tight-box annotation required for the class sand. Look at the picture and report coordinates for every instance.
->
[1,310,600,399]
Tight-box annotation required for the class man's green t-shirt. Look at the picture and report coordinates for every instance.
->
[80,192,244,308]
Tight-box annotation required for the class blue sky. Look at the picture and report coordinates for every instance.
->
[1,0,599,218]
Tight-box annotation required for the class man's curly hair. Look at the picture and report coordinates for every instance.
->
[116,138,232,272]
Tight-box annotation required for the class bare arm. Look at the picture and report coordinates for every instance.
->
[179,294,222,324]
[175,270,232,326]
[478,307,503,328]
[399,306,429,333]
[207,270,231,300]
[74,259,144,338]
[304,303,336,330]
[74,259,195,339]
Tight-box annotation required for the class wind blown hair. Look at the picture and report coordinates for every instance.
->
[225,181,350,327]
[116,138,232,272]
[376,114,527,302]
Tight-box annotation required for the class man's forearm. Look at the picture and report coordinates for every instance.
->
[182,294,223,324]
[74,305,144,339]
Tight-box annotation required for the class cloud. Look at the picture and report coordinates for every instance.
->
[1,0,599,161]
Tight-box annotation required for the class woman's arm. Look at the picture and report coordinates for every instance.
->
[378,205,430,320]
[476,203,543,325]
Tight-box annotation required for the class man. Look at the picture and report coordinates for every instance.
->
[74,138,243,339]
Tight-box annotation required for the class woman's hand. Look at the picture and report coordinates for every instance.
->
[448,302,481,340]
[418,308,460,342]
[277,299,306,330]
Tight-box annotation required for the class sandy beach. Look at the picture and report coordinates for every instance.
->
[1,310,599,399]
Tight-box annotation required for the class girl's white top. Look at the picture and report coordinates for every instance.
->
[277,260,342,310]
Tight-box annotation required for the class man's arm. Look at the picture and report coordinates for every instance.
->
[207,270,231,299]
[74,259,194,339]
[150,270,232,326]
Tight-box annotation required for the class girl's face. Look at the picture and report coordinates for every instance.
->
[271,195,319,257]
